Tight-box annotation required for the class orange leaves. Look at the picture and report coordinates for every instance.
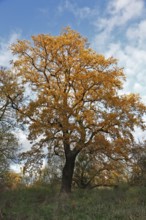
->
[4,27,145,162]
[11,40,30,55]
[1,27,146,193]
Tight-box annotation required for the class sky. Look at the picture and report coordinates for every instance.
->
[0,0,146,170]
[0,0,146,98]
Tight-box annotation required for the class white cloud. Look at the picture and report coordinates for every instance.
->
[0,32,20,67]
[126,20,146,47]
[93,0,145,50]
[10,130,32,173]
[103,41,146,100]
[108,0,144,18]
[10,164,21,173]
[92,0,146,140]
[58,0,97,20]
[17,130,32,152]
[108,0,144,28]
[92,0,146,103]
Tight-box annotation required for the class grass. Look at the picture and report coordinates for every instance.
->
[0,185,146,220]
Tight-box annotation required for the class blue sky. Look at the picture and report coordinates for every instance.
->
[1,0,146,155]
[0,0,105,38]
[0,0,146,98]
[0,0,146,99]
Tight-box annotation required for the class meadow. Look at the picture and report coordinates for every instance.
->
[0,185,146,220]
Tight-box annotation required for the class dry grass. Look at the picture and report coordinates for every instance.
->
[0,185,146,220]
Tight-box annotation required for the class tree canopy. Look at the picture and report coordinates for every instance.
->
[1,28,146,193]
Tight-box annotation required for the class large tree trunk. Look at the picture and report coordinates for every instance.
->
[60,153,76,193]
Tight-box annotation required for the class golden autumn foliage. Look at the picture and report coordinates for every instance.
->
[3,171,22,190]
[1,27,146,193]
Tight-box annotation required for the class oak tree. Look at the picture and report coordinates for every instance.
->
[3,28,146,193]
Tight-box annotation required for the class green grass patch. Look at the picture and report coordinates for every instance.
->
[0,185,146,220]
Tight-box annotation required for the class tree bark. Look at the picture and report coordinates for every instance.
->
[60,153,76,193]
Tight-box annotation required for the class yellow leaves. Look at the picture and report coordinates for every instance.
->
[83,109,95,124]
[126,93,140,103]
[4,171,22,189]
[2,27,146,194]
[11,40,30,55]
[4,27,145,159]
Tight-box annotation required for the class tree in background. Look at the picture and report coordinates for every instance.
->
[0,127,19,186]
[130,141,146,186]
[0,69,19,189]
[2,28,146,193]
[73,147,129,189]
[32,156,63,188]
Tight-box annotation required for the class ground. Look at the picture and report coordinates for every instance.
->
[0,185,146,220]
